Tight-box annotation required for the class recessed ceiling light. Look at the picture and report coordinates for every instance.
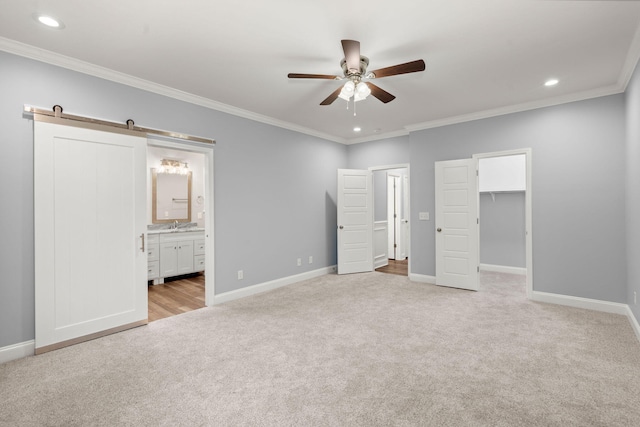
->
[353,127,362,132]
[33,13,65,29]
[544,78,559,87]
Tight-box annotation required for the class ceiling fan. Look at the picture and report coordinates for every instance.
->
[288,40,426,106]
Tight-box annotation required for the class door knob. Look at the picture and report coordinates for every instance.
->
[437,228,442,232]
[339,225,344,229]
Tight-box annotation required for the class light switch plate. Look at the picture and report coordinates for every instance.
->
[419,212,430,221]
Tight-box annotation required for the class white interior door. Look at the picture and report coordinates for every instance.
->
[387,175,396,259]
[387,174,404,261]
[401,174,409,259]
[34,120,148,353]
[435,159,479,291]
[337,169,373,274]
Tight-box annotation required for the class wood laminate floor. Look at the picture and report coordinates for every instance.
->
[148,273,205,322]
[375,259,408,276]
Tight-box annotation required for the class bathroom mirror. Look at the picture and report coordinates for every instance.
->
[151,168,192,223]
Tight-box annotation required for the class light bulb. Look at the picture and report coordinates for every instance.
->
[354,82,371,102]
[338,80,356,101]
[33,14,65,29]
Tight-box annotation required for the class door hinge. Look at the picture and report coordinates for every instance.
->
[477,218,479,224]
[394,244,397,248]
[477,266,480,272]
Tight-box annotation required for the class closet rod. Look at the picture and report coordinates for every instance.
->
[24,104,215,145]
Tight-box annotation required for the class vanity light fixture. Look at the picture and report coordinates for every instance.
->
[158,159,189,175]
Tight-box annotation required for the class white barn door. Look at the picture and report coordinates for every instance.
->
[435,159,479,291]
[337,169,373,274]
[34,120,148,353]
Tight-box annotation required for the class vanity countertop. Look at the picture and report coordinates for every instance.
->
[147,223,204,235]
[147,227,205,235]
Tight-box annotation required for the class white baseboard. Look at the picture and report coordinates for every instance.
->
[409,273,436,284]
[480,264,527,275]
[531,291,640,343]
[626,306,640,342]
[213,265,337,305]
[0,340,35,365]
[531,291,629,315]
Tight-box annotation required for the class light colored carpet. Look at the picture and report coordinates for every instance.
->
[1,272,639,426]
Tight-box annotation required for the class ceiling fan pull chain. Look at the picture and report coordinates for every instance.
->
[354,98,357,116]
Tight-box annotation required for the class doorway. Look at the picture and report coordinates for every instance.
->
[474,149,532,298]
[147,138,215,317]
[371,164,410,277]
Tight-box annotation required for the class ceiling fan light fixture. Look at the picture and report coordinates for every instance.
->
[338,80,355,101]
[354,82,371,102]
[288,39,425,107]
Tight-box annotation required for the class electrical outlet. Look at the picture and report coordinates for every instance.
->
[297,258,302,266]
[308,256,313,264]
[237,270,243,280]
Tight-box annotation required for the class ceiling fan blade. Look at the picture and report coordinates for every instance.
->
[341,40,361,74]
[367,83,396,103]
[320,86,344,106]
[288,73,341,80]
[369,59,426,79]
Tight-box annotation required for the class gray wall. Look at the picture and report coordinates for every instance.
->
[0,51,347,348]
[347,95,627,303]
[349,136,410,226]
[347,135,410,169]
[479,192,526,268]
[409,95,627,302]
[2,47,637,349]
[626,60,640,324]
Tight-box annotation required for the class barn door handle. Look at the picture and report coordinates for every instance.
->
[140,234,145,252]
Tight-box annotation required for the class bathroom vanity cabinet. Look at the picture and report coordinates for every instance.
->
[147,230,205,283]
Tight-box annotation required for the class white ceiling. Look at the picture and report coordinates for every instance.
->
[2,0,640,143]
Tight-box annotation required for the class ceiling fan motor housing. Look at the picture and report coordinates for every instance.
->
[341,56,369,77]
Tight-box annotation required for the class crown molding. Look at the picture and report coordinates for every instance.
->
[0,37,345,144]
[405,84,625,133]
[3,32,639,146]
[344,128,410,145]
[404,19,640,135]
[618,19,640,90]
